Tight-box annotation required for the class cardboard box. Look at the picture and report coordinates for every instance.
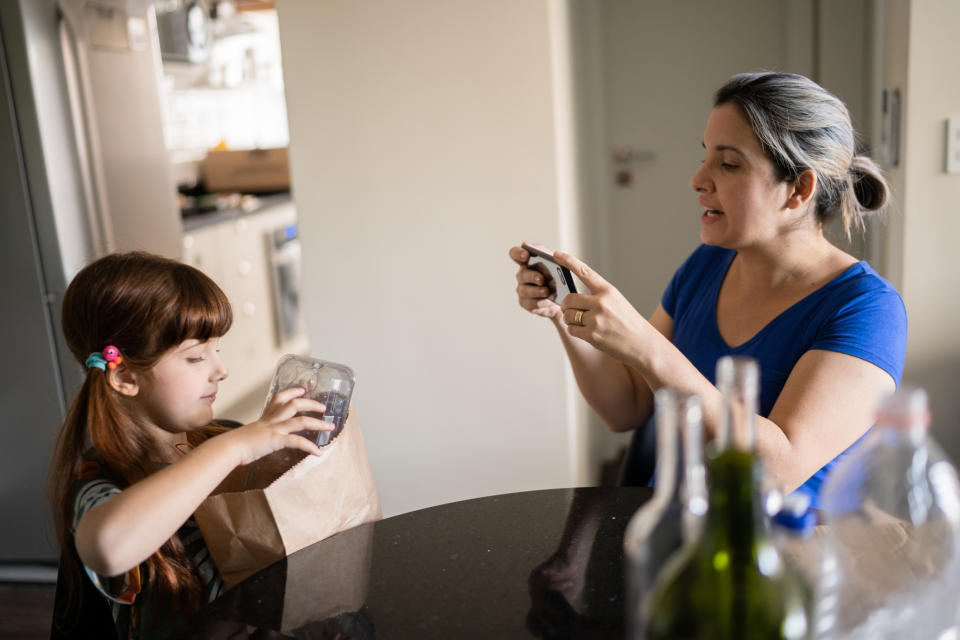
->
[202,147,290,193]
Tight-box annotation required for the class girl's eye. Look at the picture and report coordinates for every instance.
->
[187,357,205,364]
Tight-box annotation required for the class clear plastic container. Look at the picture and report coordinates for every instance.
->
[816,388,960,640]
[773,492,820,590]
[263,354,356,447]
[623,388,706,639]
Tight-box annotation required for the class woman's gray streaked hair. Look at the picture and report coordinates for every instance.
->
[715,71,888,239]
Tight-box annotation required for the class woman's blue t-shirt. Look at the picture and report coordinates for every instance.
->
[658,243,907,507]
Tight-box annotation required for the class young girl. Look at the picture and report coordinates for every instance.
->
[50,251,331,639]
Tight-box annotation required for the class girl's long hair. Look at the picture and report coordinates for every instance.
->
[49,251,233,625]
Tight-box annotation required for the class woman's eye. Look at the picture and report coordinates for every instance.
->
[721,163,738,170]
[187,357,205,363]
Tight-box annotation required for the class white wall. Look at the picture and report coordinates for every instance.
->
[276,0,580,517]
[274,0,960,518]
[886,0,960,458]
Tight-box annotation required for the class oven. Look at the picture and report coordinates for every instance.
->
[266,222,303,346]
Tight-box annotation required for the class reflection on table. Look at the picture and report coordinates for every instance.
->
[175,487,652,639]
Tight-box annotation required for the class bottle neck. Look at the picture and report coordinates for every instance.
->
[652,393,706,511]
[874,386,930,447]
[716,356,759,453]
[653,406,679,502]
[701,447,771,548]
[682,410,707,518]
[874,419,928,448]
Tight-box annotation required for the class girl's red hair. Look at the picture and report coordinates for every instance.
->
[50,252,232,625]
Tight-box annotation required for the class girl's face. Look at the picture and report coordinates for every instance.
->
[690,102,795,249]
[133,338,229,436]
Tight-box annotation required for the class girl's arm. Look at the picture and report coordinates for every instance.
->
[553,251,894,492]
[74,389,328,577]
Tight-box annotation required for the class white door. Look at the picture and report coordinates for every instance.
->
[587,0,873,317]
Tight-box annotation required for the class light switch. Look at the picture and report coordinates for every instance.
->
[946,116,960,174]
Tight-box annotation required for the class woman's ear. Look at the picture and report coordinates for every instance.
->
[786,169,817,210]
[106,364,139,397]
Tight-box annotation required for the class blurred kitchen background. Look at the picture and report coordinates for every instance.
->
[3,0,959,587]
[2,0,304,581]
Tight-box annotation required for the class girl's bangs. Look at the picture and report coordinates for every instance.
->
[173,269,233,342]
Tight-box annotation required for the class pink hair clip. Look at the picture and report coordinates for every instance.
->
[102,345,123,370]
[85,346,122,371]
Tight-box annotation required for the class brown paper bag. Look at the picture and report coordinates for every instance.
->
[195,411,381,588]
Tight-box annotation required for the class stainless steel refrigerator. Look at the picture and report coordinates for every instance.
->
[0,0,181,570]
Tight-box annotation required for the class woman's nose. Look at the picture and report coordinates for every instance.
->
[690,163,711,193]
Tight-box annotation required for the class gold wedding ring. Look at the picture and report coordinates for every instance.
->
[574,309,584,326]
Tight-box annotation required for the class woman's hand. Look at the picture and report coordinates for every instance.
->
[220,388,331,466]
[553,251,652,366]
[509,243,563,320]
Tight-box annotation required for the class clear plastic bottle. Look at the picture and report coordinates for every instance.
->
[773,492,819,590]
[816,387,960,640]
[623,388,707,639]
[644,356,812,640]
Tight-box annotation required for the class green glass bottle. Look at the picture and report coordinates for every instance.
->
[644,357,811,640]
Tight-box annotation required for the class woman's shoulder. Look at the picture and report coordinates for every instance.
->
[825,260,905,309]
[807,260,907,382]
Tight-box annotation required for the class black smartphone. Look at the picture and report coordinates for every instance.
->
[521,243,577,305]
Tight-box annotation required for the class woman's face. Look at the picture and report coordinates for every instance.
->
[690,102,795,250]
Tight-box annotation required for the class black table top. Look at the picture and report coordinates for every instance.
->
[177,486,653,639]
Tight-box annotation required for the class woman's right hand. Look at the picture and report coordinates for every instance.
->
[221,388,330,466]
[510,243,562,320]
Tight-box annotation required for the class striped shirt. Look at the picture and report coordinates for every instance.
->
[70,455,224,639]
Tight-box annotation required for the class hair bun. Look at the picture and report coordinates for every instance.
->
[850,155,888,212]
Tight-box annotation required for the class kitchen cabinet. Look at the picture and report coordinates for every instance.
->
[182,199,307,415]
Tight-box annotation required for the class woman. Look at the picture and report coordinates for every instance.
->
[510,72,906,507]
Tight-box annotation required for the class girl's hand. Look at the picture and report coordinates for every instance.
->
[221,388,331,466]
[509,243,563,320]
[554,251,651,365]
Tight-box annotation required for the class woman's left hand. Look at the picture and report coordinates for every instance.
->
[553,251,651,366]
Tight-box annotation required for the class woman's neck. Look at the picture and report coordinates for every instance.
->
[729,229,853,294]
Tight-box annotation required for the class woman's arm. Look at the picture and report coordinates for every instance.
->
[75,389,329,577]
[617,322,892,490]
[551,306,672,432]
[762,349,894,491]
[553,251,894,491]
